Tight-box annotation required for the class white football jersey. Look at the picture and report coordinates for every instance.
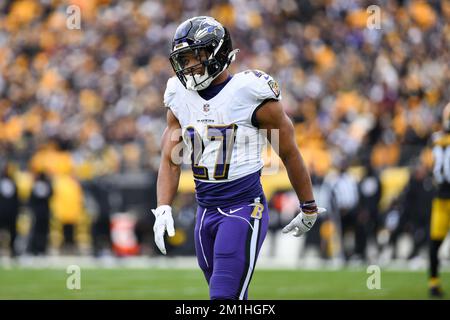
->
[163,70,282,182]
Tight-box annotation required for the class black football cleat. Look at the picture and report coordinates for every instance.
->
[429,286,444,298]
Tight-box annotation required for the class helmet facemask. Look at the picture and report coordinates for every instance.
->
[170,39,225,91]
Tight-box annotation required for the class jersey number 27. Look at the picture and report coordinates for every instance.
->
[185,124,238,180]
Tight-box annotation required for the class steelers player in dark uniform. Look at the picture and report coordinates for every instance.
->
[429,102,450,298]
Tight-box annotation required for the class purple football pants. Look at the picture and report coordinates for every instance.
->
[194,197,269,300]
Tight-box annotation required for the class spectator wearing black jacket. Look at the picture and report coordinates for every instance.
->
[27,171,53,255]
[403,162,434,259]
[385,162,434,260]
[0,165,20,257]
[355,163,383,261]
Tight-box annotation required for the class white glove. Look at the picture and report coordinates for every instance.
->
[151,205,175,255]
[282,207,326,237]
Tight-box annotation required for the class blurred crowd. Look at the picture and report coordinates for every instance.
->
[0,0,449,260]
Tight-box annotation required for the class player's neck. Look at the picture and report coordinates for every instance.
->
[210,70,231,86]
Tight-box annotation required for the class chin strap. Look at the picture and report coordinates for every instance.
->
[228,48,240,63]
[224,49,239,70]
[186,48,240,91]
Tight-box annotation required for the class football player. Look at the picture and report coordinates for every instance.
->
[152,16,325,300]
[429,102,450,298]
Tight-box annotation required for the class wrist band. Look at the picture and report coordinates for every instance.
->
[300,200,318,213]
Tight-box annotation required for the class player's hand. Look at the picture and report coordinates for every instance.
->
[151,205,175,255]
[282,207,326,237]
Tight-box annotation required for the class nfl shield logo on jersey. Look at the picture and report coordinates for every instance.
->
[203,104,210,113]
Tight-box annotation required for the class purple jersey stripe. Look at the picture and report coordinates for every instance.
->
[194,170,263,208]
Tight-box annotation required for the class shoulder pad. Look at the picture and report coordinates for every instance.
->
[163,77,179,109]
[237,70,282,102]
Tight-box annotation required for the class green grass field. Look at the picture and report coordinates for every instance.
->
[0,268,448,300]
